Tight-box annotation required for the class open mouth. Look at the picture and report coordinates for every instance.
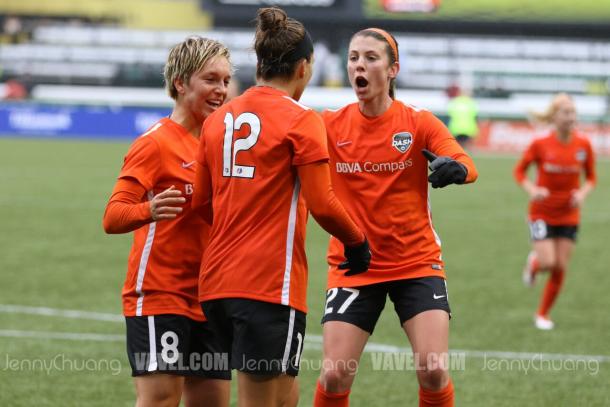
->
[207,100,222,109]
[355,76,368,88]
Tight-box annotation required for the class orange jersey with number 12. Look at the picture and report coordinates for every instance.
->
[196,86,329,313]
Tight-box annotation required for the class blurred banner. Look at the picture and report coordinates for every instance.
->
[475,120,610,156]
[2,103,608,155]
[0,103,169,140]
[380,0,442,13]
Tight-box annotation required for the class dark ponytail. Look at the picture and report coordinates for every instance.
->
[254,7,313,81]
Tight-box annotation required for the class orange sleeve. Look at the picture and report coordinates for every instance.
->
[584,140,596,185]
[192,161,213,224]
[288,109,330,166]
[298,161,364,246]
[118,136,160,190]
[422,111,478,183]
[193,125,212,224]
[103,178,151,234]
[514,141,537,184]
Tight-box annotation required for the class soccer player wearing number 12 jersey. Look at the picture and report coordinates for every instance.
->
[193,7,370,407]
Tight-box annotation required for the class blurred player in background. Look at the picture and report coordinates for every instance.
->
[446,86,478,150]
[102,36,232,407]
[192,7,370,407]
[514,93,596,330]
[313,28,477,407]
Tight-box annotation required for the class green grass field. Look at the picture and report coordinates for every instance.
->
[1,137,609,406]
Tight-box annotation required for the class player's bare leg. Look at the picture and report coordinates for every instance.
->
[134,374,183,407]
[535,237,574,329]
[238,372,294,407]
[524,239,556,287]
[281,376,300,407]
[554,238,574,272]
[404,309,453,406]
[532,239,557,271]
[318,321,369,393]
[183,376,230,407]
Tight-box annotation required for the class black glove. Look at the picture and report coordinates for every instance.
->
[338,237,371,276]
[422,149,467,188]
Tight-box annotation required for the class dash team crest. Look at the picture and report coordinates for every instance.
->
[392,132,413,153]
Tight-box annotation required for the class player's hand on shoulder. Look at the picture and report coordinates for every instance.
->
[339,237,371,276]
[422,149,467,188]
[149,185,186,221]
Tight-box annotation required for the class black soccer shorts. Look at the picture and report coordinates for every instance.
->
[201,298,306,377]
[125,314,230,379]
[321,276,451,334]
[528,219,579,242]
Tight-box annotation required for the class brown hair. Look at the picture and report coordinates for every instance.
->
[164,36,232,100]
[254,7,311,81]
[351,28,399,99]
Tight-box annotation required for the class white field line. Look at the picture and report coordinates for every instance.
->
[0,329,123,342]
[0,304,123,322]
[2,304,610,363]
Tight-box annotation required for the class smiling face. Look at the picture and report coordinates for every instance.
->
[175,56,232,123]
[347,34,398,102]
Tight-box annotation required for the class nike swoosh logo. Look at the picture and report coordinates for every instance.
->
[336,140,352,147]
[182,161,196,168]
[433,294,446,300]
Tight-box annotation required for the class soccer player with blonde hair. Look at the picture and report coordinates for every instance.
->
[515,93,596,330]
[103,36,232,407]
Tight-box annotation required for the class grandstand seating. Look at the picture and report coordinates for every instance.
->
[395,34,610,94]
[3,25,609,93]
[1,25,609,118]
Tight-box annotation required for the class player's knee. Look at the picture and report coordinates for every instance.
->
[136,387,181,407]
[417,366,449,391]
[320,365,354,393]
[555,259,568,272]
[537,255,557,270]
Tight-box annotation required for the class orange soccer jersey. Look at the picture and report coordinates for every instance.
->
[196,86,329,313]
[514,131,596,225]
[323,100,477,289]
[113,118,209,321]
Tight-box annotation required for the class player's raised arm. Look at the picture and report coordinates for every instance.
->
[103,180,185,234]
[422,113,478,188]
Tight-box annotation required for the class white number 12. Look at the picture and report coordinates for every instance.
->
[223,112,260,178]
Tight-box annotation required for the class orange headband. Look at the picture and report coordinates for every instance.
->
[365,28,398,62]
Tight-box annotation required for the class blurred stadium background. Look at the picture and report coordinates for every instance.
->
[0,1,609,406]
